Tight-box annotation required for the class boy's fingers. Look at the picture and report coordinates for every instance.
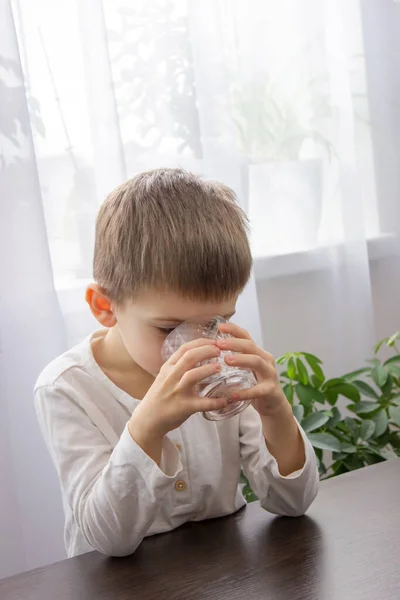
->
[217,338,255,354]
[179,362,222,389]
[167,338,216,366]
[218,321,252,340]
[224,352,270,378]
[172,345,221,379]
[217,337,274,364]
[191,396,229,415]
[229,382,271,402]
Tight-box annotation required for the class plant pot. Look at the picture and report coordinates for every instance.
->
[248,159,323,256]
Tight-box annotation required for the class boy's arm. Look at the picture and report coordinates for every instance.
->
[239,405,319,516]
[35,384,182,557]
[34,339,227,558]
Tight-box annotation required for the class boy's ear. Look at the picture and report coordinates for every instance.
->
[85,284,117,328]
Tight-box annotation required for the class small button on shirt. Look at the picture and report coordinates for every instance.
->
[174,480,187,492]
[34,330,319,558]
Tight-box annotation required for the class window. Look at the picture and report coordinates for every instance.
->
[10,0,394,289]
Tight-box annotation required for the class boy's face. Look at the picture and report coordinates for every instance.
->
[114,290,238,376]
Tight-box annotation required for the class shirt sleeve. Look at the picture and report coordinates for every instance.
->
[239,405,319,516]
[34,383,182,557]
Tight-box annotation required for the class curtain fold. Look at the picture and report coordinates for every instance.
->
[0,0,67,576]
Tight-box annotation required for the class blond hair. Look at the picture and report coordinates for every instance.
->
[93,168,252,302]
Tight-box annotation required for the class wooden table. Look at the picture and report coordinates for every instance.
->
[1,460,399,600]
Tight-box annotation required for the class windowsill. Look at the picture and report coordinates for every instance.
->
[55,234,398,305]
[253,233,398,280]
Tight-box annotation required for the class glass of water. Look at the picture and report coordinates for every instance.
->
[162,315,256,421]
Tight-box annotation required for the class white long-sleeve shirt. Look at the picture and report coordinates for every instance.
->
[34,331,319,558]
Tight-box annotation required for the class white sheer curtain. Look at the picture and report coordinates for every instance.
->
[1,0,399,577]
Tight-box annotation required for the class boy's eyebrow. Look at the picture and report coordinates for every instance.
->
[153,312,236,323]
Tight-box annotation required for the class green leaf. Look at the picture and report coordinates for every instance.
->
[311,374,323,389]
[314,447,323,461]
[374,338,387,354]
[361,445,386,459]
[292,403,304,423]
[307,432,341,452]
[317,460,327,477]
[387,331,400,347]
[326,406,341,428]
[327,383,360,403]
[344,417,360,441]
[325,390,338,406]
[387,364,400,379]
[371,365,389,388]
[296,358,309,385]
[275,355,286,365]
[295,383,313,406]
[331,461,348,476]
[287,357,296,380]
[384,356,400,366]
[389,430,400,448]
[282,383,294,404]
[389,431,400,449]
[342,368,369,381]
[389,406,400,427]
[303,354,325,382]
[381,374,393,396]
[340,442,357,454]
[333,452,348,461]
[301,411,330,433]
[372,410,389,437]
[314,448,327,476]
[390,395,400,406]
[376,430,391,446]
[242,484,258,503]
[352,380,379,399]
[368,358,381,367]
[353,401,381,415]
[329,430,348,445]
[343,455,365,471]
[359,420,375,441]
[323,378,346,389]
[301,352,322,365]
[295,384,325,406]
[312,389,327,404]
[239,471,248,485]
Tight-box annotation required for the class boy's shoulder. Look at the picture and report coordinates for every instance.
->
[34,335,92,392]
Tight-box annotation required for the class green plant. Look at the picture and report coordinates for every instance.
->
[241,331,400,501]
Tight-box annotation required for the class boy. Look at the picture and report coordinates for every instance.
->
[35,168,318,558]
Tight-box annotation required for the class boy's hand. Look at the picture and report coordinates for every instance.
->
[216,322,306,476]
[216,322,287,416]
[128,339,227,463]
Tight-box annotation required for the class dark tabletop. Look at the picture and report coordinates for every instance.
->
[1,460,399,600]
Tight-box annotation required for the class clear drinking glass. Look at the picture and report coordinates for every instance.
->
[162,315,256,421]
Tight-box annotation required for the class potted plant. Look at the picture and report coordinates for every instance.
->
[229,69,334,256]
[242,331,400,502]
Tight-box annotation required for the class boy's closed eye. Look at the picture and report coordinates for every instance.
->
[156,326,176,335]
[155,313,235,336]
